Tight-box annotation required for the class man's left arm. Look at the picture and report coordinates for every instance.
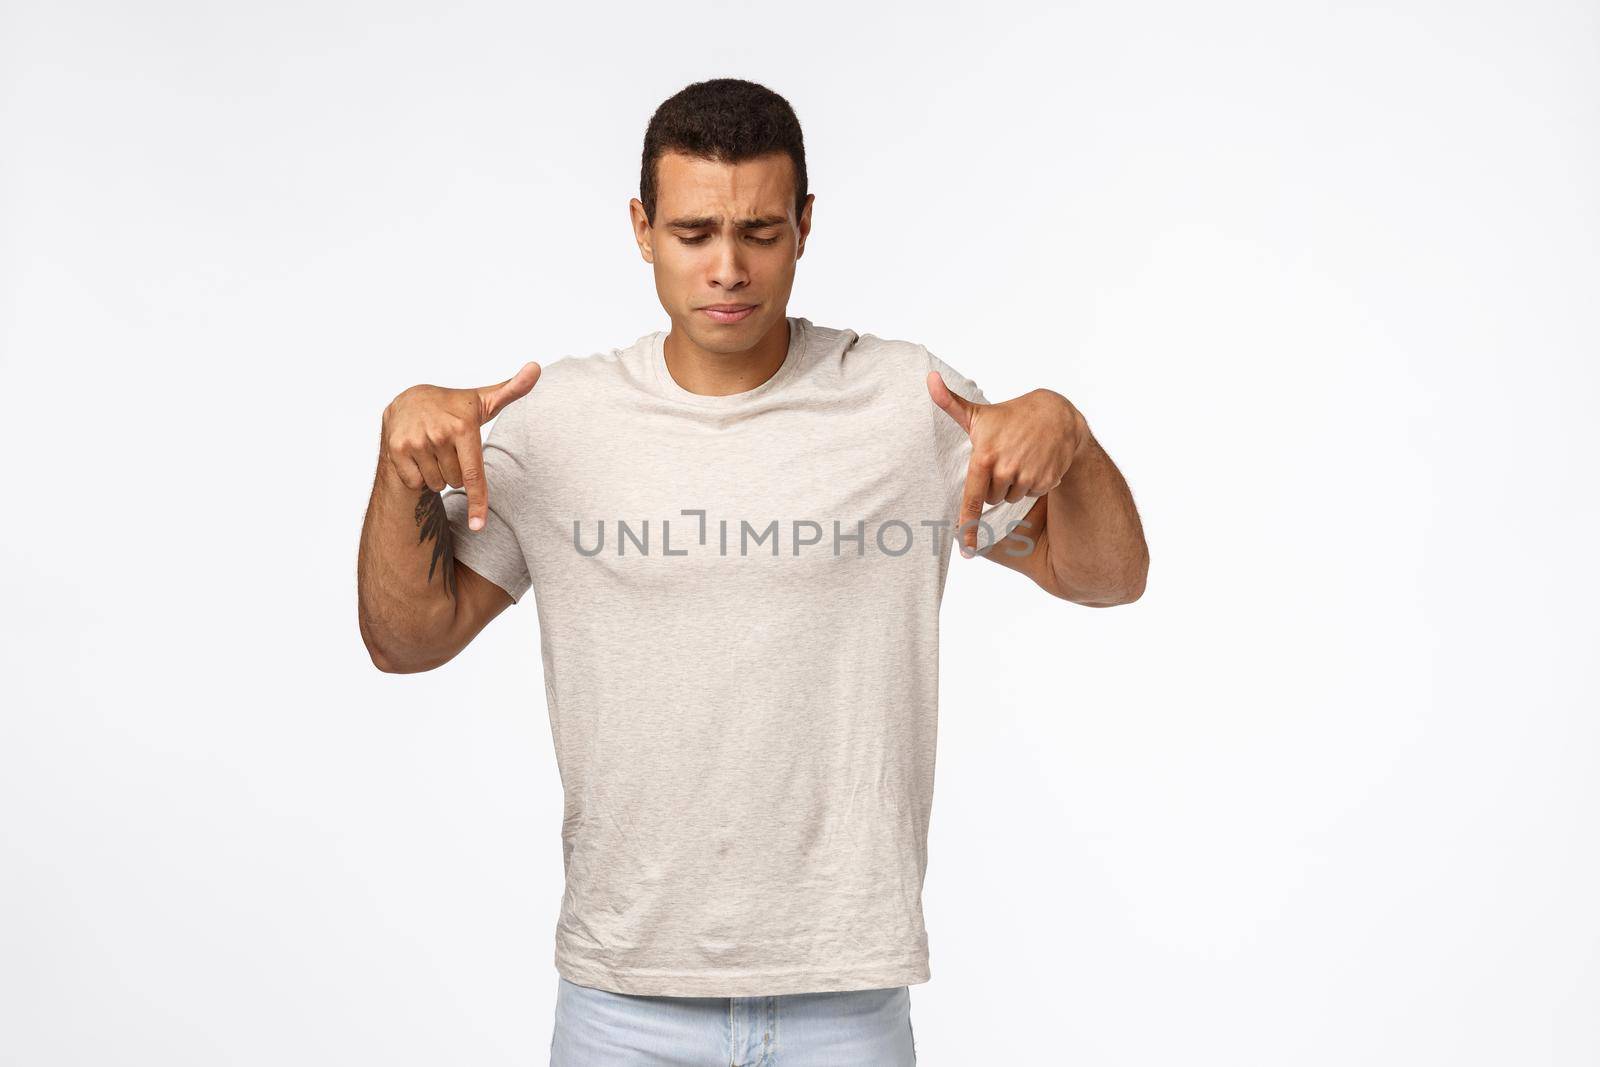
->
[928,375,1149,607]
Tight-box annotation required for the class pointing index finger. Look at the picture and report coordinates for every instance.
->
[958,452,993,557]
[455,431,488,532]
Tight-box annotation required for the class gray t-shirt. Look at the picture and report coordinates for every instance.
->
[441,316,1039,997]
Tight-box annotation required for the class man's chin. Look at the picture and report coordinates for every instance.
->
[684,311,767,353]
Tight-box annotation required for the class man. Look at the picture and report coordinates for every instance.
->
[356,78,1147,1065]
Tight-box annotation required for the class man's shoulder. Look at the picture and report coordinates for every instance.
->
[493,331,657,421]
[804,319,931,375]
[541,330,657,386]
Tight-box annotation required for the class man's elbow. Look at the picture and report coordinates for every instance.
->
[1050,554,1148,607]
[360,613,453,674]
[365,637,451,674]
[362,628,405,673]
[1083,570,1146,607]
[366,640,412,674]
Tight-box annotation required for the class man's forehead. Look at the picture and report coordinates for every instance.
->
[655,150,795,221]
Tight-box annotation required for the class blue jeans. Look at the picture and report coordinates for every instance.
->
[550,976,917,1066]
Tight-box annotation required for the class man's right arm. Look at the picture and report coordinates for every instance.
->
[355,363,541,673]
[356,454,512,673]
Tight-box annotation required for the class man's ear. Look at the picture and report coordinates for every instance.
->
[796,193,814,259]
[629,198,654,263]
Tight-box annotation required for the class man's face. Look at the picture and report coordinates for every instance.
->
[631,150,813,355]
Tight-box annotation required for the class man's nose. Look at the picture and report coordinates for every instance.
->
[709,236,749,290]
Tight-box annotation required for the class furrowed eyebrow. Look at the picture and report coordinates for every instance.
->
[665,215,787,230]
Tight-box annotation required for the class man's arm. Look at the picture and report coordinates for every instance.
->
[356,451,513,673]
[928,373,1148,607]
[983,431,1148,607]
[356,363,540,673]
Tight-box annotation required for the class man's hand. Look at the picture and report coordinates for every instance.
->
[380,362,542,532]
[927,372,1089,556]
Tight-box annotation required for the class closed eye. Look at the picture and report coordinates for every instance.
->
[675,234,781,246]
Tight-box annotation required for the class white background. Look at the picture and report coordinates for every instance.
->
[3,1,1596,1063]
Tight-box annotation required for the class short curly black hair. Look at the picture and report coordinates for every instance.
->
[639,78,808,227]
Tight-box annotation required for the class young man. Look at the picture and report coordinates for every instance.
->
[357,78,1147,1065]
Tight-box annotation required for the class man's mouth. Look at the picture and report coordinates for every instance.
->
[699,304,757,324]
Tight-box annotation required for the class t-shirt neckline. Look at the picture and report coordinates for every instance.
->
[651,316,807,407]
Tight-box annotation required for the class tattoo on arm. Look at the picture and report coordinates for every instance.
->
[414,490,458,599]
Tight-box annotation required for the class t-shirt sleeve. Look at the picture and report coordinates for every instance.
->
[440,402,534,603]
[923,346,1044,558]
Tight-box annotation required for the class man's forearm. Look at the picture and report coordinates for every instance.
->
[356,448,460,671]
[1041,433,1148,606]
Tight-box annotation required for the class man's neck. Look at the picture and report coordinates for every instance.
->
[662,315,790,397]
